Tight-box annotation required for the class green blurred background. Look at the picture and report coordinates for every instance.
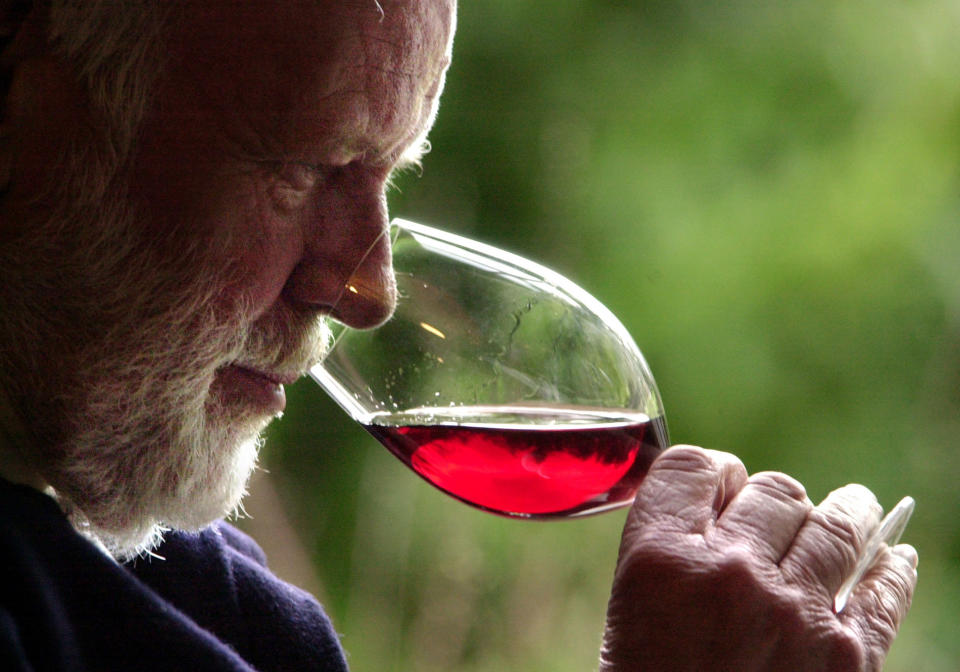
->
[239,1,960,670]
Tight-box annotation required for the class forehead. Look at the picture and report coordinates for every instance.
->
[162,0,455,162]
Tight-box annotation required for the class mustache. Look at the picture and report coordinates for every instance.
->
[227,301,333,382]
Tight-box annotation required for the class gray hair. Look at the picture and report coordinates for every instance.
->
[46,1,172,173]
[0,1,172,198]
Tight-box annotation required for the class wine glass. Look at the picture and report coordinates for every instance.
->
[834,495,914,613]
[310,218,669,518]
[310,217,914,607]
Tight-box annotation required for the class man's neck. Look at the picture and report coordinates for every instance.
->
[0,384,49,491]
[0,385,118,560]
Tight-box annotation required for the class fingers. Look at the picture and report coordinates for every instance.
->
[780,484,883,599]
[628,445,749,536]
[712,471,813,563]
[840,543,918,671]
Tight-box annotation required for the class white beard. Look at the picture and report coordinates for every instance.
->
[55,292,267,560]
[1,175,330,561]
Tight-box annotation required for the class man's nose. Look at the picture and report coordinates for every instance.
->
[282,172,397,329]
[332,224,397,329]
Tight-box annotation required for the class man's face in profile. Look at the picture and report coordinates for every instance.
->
[0,0,455,557]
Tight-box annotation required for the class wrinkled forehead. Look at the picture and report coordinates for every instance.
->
[163,0,456,161]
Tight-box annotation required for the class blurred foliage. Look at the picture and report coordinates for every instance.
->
[247,1,960,669]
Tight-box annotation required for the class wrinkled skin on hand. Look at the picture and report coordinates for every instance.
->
[600,446,917,672]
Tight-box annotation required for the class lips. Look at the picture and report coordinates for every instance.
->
[216,364,299,416]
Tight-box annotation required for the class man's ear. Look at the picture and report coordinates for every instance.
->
[0,2,57,195]
[0,108,9,193]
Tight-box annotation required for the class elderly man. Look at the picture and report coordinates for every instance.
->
[0,1,916,670]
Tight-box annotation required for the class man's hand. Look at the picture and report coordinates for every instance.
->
[600,445,917,672]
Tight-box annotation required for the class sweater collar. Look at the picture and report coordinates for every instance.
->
[0,386,120,561]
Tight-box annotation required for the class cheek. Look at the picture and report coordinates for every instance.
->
[131,131,306,322]
[216,189,305,319]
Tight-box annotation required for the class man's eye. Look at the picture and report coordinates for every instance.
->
[272,162,325,191]
[267,162,327,212]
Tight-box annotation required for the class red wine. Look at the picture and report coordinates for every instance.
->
[363,406,667,518]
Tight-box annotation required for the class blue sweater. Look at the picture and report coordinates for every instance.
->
[0,478,349,671]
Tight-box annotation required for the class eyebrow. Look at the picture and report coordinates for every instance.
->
[397,138,430,168]
[385,137,431,184]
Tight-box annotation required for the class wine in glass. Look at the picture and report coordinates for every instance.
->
[311,218,669,518]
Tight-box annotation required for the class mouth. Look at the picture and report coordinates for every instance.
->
[216,364,300,416]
